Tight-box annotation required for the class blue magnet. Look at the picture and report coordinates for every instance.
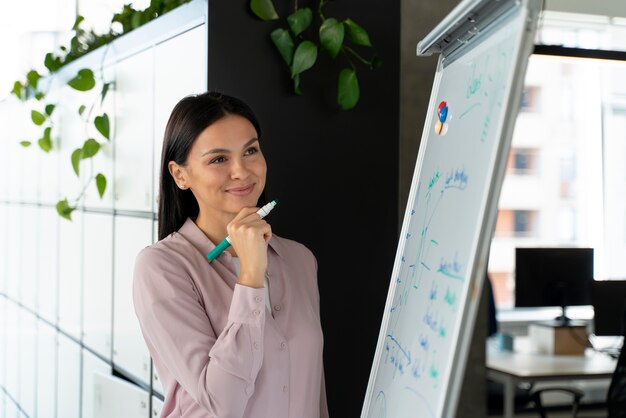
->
[438,106,448,122]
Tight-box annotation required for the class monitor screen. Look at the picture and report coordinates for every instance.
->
[592,280,626,336]
[515,247,593,309]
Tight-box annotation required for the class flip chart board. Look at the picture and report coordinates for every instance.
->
[361,1,542,417]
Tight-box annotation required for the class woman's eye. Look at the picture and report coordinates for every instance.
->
[245,146,259,156]
[210,156,226,164]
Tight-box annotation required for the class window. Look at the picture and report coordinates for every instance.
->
[495,209,538,238]
[520,86,541,112]
[489,51,626,308]
[513,210,536,236]
[511,148,538,175]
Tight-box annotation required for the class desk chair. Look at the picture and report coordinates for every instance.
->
[532,310,626,418]
[530,386,584,418]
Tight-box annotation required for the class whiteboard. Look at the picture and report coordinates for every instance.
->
[361,1,542,417]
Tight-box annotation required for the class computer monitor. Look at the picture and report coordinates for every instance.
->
[515,247,593,324]
[592,280,626,336]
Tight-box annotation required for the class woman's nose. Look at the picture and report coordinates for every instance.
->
[230,158,250,179]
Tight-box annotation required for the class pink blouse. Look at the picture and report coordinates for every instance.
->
[133,218,329,418]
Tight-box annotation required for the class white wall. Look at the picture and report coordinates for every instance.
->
[0,2,207,416]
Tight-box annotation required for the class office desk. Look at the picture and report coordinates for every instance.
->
[486,338,617,418]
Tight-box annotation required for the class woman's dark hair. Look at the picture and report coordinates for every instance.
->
[158,91,265,240]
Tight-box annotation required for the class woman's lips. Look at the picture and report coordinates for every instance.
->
[226,184,254,196]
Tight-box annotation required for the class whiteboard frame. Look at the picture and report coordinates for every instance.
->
[361,1,543,417]
[417,0,522,58]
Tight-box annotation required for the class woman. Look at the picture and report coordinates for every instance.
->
[133,92,329,418]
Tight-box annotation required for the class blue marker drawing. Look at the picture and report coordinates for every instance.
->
[445,168,469,190]
[437,253,464,281]
[371,391,387,418]
[385,334,413,378]
[419,334,430,351]
[403,387,437,418]
[423,308,439,332]
[429,282,438,301]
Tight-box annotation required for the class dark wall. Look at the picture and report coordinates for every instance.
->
[207,1,400,416]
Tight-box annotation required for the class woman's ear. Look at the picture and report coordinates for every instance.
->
[168,161,188,189]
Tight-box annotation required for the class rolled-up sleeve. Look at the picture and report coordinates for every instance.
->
[133,247,265,418]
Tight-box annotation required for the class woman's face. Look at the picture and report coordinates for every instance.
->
[174,114,267,221]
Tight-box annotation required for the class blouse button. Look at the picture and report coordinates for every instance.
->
[255,296,262,303]
[280,342,287,350]
[283,385,288,393]
[274,305,281,311]
[253,310,260,316]
[253,342,260,350]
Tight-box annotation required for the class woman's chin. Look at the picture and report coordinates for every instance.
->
[225,192,262,209]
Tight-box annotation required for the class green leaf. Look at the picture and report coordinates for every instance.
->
[11,81,23,100]
[371,55,383,69]
[250,0,279,21]
[101,82,112,104]
[94,113,110,139]
[319,18,344,59]
[78,105,87,116]
[291,41,318,78]
[343,19,372,47]
[70,36,80,54]
[287,8,312,36]
[131,11,143,29]
[270,28,295,65]
[20,141,32,147]
[44,53,54,69]
[56,199,76,221]
[293,74,302,95]
[68,69,95,91]
[82,138,100,158]
[45,104,56,116]
[72,15,85,30]
[337,68,360,110]
[31,110,46,126]
[95,173,107,198]
[38,128,53,152]
[71,148,83,176]
[35,92,45,101]
[44,53,62,73]
[26,70,40,90]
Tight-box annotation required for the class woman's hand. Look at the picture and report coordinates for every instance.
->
[227,207,272,288]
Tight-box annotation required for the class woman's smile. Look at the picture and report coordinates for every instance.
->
[226,184,256,197]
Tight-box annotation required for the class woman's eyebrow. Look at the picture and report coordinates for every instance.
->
[201,138,259,157]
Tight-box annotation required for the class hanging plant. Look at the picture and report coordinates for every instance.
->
[250,0,382,110]
[10,0,192,220]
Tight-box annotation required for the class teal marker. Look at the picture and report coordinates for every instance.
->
[207,200,278,262]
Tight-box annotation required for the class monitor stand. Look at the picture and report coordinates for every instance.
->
[554,304,572,326]
[538,305,587,328]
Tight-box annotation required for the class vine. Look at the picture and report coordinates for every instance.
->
[10,0,191,220]
[250,0,382,110]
